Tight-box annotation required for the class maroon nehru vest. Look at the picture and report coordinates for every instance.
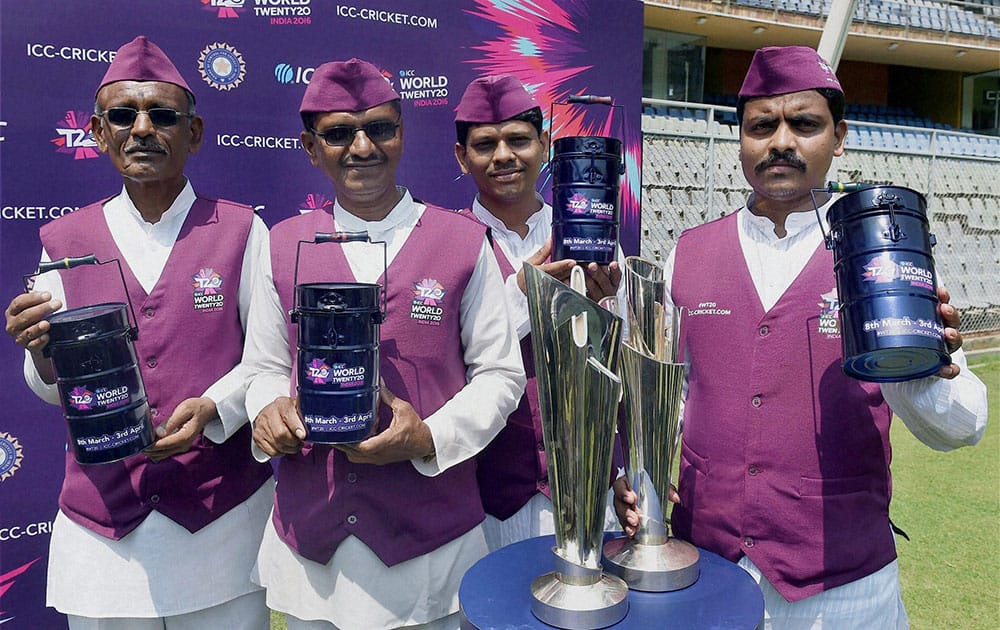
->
[453,208,548,520]
[40,196,273,540]
[268,203,487,566]
[669,213,895,601]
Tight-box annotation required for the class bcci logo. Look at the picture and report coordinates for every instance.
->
[410,278,446,326]
[51,110,99,160]
[299,193,333,215]
[199,43,246,91]
[817,288,840,336]
[192,268,225,312]
[0,431,24,482]
[200,0,246,18]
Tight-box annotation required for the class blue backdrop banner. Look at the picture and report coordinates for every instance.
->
[0,1,643,627]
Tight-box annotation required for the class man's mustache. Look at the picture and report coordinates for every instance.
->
[755,151,806,173]
[341,156,386,167]
[125,141,165,153]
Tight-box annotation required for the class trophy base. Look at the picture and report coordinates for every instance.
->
[530,571,629,630]
[602,536,700,592]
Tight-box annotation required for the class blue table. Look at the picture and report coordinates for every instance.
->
[460,534,763,629]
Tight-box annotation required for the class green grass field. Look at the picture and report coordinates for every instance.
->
[270,351,999,629]
[893,350,999,629]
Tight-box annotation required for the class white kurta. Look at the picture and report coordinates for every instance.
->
[468,195,627,550]
[243,189,525,629]
[662,200,989,628]
[23,182,274,618]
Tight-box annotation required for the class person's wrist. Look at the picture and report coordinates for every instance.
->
[420,424,436,461]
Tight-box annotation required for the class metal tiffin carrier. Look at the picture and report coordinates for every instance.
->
[601,256,700,592]
[524,264,628,630]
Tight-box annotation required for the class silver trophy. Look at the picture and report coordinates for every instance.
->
[602,256,700,592]
[525,264,629,629]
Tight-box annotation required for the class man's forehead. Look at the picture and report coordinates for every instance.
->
[468,118,537,138]
[97,80,189,104]
[314,102,398,126]
[743,90,828,115]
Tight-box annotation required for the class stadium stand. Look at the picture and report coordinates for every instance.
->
[731,0,1000,37]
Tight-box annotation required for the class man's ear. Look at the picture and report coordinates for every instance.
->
[833,120,848,157]
[301,130,322,166]
[91,114,110,154]
[187,116,205,154]
[454,142,470,174]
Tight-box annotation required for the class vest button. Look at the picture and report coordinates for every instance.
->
[751,395,762,407]
[149,495,160,504]
[744,536,755,548]
[346,472,358,483]
[759,325,769,336]
[748,464,760,476]
[150,407,159,417]
[347,514,358,525]
[143,308,155,319]
[536,442,545,452]
[146,358,158,368]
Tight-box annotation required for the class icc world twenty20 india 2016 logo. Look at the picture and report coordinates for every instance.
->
[67,386,95,411]
[299,193,333,215]
[306,358,331,385]
[201,0,246,18]
[817,288,841,336]
[410,278,446,326]
[202,0,314,24]
[51,110,99,160]
[568,193,590,215]
[193,268,225,312]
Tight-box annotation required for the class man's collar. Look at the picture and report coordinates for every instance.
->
[333,186,415,232]
[116,179,195,225]
[470,193,546,232]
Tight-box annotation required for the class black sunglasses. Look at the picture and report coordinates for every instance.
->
[98,107,194,128]
[311,120,400,146]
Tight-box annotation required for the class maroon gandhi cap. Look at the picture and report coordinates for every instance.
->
[299,58,400,114]
[739,46,843,100]
[455,74,539,123]
[97,36,194,102]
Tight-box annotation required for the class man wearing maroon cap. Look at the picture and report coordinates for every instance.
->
[241,58,524,629]
[3,36,273,628]
[453,74,626,551]
[614,46,987,627]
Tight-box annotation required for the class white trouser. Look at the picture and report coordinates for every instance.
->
[66,590,268,630]
[285,611,460,630]
[739,556,910,630]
